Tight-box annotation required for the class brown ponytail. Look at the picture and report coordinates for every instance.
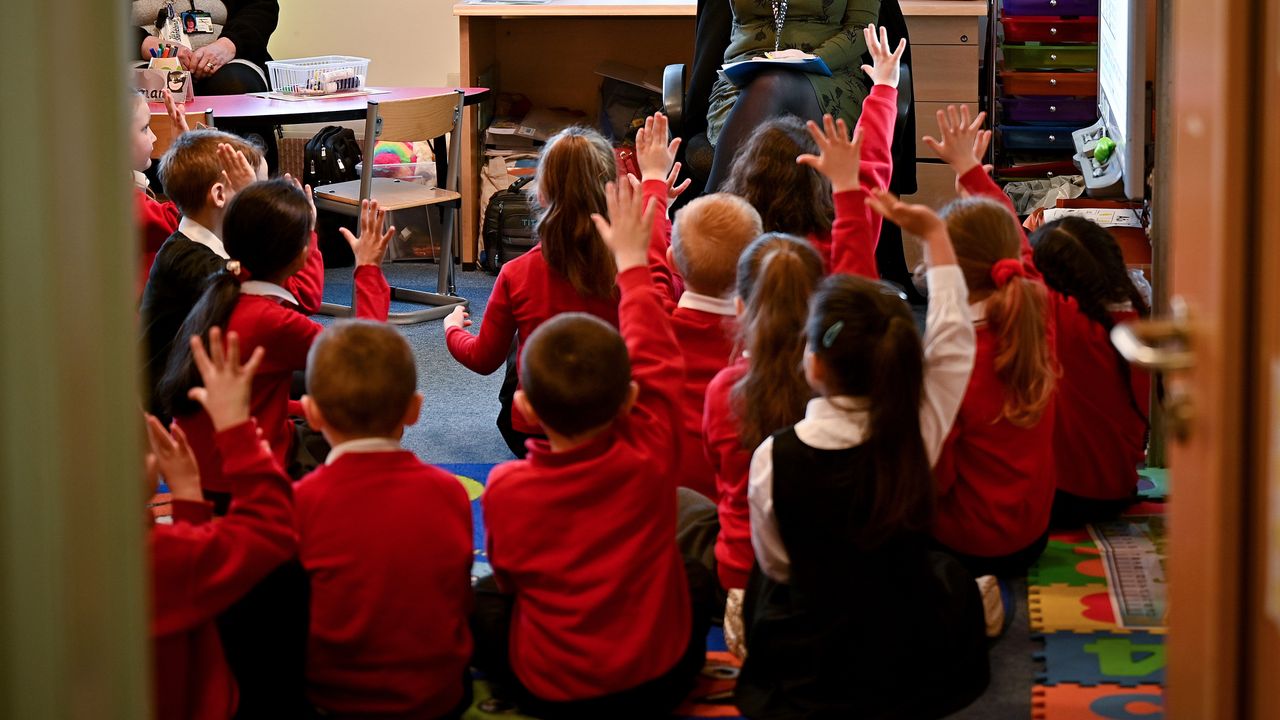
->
[535,127,618,299]
[807,274,933,546]
[730,233,826,449]
[944,197,1057,427]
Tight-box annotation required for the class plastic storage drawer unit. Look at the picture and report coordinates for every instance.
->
[1002,0,1099,17]
[1002,97,1098,124]
[1002,44,1098,71]
[999,125,1080,151]
[1001,16,1098,43]
[1001,71,1098,96]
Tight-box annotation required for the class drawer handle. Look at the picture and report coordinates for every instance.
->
[1050,105,1057,112]
[1048,134,1057,142]
[1050,27,1058,35]
[1049,0,1058,6]
[961,34,969,43]
[1050,53,1058,61]
[1050,78,1058,86]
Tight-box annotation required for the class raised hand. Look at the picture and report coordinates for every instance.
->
[665,161,692,201]
[162,88,190,135]
[186,328,266,433]
[923,105,988,177]
[590,179,657,272]
[866,189,956,268]
[860,24,908,89]
[796,115,865,193]
[339,199,395,267]
[634,112,682,184]
[444,306,472,332]
[145,414,203,501]
[217,143,258,194]
[282,173,318,227]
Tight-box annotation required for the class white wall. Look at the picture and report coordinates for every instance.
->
[270,0,461,88]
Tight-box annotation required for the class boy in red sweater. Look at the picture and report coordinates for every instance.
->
[294,320,474,719]
[146,328,295,720]
[659,192,762,498]
[472,178,714,719]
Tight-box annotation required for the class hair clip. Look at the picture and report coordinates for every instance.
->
[822,320,845,349]
[225,259,242,276]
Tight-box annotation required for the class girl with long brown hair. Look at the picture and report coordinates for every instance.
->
[445,119,681,457]
[925,105,1061,577]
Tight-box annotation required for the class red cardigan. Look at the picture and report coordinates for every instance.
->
[294,450,473,717]
[136,188,181,300]
[699,87,897,589]
[931,167,1061,557]
[178,266,389,493]
[150,420,296,720]
[483,267,691,701]
[665,306,737,497]
[446,181,672,436]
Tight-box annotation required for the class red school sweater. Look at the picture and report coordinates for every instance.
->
[666,305,737,497]
[150,420,296,720]
[703,361,752,590]
[136,188,181,300]
[177,266,389,493]
[294,450,474,718]
[930,167,1061,557]
[446,180,672,436]
[482,267,691,701]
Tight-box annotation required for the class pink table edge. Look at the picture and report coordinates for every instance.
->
[147,86,490,121]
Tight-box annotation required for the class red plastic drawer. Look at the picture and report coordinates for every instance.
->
[1001,71,1098,97]
[1002,0,1098,17]
[1002,16,1098,43]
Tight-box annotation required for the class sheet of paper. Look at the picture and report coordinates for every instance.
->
[248,89,390,102]
[1042,206,1144,228]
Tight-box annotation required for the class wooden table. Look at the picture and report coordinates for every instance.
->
[148,86,491,125]
[455,0,988,264]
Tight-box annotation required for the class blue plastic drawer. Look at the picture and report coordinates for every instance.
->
[999,125,1078,150]
[1002,97,1097,124]
[1002,0,1099,17]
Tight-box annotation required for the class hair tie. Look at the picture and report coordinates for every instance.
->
[822,320,845,349]
[990,258,1026,288]
[225,259,242,277]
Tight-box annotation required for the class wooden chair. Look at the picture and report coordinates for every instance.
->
[313,91,467,324]
[149,109,214,160]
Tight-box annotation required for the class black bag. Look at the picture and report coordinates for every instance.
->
[481,176,538,275]
[303,125,362,187]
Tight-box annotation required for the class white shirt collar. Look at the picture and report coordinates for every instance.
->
[178,216,227,259]
[677,291,737,316]
[325,437,404,464]
[133,170,150,192]
[240,280,298,305]
[969,298,988,323]
[793,395,872,450]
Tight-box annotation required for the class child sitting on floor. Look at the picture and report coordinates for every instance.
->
[472,179,713,719]
[130,90,182,299]
[294,321,474,719]
[145,328,294,720]
[736,193,988,717]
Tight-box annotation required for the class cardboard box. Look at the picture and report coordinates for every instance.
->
[134,67,193,104]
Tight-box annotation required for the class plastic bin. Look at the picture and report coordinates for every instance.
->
[1001,71,1097,96]
[1002,44,1098,71]
[266,55,370,96]
[1002,97,1097,124]
[1001,16,1098,43]
[1002,0,1098,17]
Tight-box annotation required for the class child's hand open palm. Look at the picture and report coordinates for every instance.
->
[591,179,656,272]
[187,327,266,433]
[923,105,988,178]
[797,116,864,193]
[867,189,957,267]
[340,199,395,267]
[144,414,203,501]
[861,25,908,89]
[635,112,683,185]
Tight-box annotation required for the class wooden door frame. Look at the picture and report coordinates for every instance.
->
[1164,0,1256,717]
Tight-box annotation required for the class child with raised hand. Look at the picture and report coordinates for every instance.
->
[132,90,183,298]
[294,321,474,719]
[146,328,295,720]
[736,196,987,718]
[444,119,679,458]
[472,178,713,719]
[1032,218,1151,526]
[923,104,1060,577]
[722,24,906,278]
[156,184,393,497]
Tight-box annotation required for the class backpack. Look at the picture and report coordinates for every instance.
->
[481,176,538,275]
[303,126,362,187]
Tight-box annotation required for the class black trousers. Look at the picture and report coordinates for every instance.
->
[470,557,715,719]
[495,339,545,458]
[1051,489,1137,529]
[936,529,1051,579]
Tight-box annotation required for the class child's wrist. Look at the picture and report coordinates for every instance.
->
[614,252,648,272]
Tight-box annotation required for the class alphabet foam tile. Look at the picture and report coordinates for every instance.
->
[1029,584,1119,633]
[1029,536,1107,587]
[1034,631,1166,686]
[1031,683,1164,720]
[1136,467,1168,501]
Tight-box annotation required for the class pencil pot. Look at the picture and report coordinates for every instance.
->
[266,55,370,96]
[134,67,193,103]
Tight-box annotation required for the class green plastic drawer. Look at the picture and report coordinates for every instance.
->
[1002,44,1098,71]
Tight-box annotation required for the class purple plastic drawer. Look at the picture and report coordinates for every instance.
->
[1002,16,1098,43]
[1002,0,1099,17]
[1003,97,1097,124]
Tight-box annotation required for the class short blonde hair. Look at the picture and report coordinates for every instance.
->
[157,129,263,216]
[672,193,763,297]
[305,321,418,437]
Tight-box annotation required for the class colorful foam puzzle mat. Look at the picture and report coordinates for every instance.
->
[1136,467,1168,501]
[1031,683,1164,720]
[1029,531,1107,587]
[1029,583,1121,633]
[1035,631,1166,687]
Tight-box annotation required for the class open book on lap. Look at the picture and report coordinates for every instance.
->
[720,51,832,88]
